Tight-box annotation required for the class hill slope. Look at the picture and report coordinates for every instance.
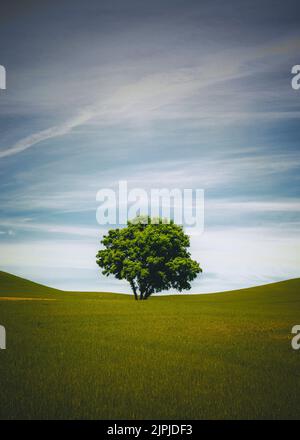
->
[0,270,60,296]
[0,269,299,299]
[0,271,299,419]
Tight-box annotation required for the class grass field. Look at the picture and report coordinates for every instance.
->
[0,270,299,420]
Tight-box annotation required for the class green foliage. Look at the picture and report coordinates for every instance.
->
[96,216,202,299]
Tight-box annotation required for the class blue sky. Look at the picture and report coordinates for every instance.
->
[0,0,300,293]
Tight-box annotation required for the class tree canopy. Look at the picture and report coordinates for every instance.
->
[96,216,202,300]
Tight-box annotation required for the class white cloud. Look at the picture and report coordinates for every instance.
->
[0,240,98,270]
[189,225,300,292]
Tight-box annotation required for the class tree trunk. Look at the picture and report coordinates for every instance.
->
[143,289,153,300]
[130,281,138,300]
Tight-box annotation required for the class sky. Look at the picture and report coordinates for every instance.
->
[0,0,300,293]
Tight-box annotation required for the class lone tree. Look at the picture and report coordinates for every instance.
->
[96,216,202,300]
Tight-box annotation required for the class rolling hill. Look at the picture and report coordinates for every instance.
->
[0,271,299,419]
[0,270,60,296]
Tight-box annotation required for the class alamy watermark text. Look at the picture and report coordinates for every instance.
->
[0,65,6,90]
[96,181,204,235]
[0,325,6,350]
[292,65,300,90]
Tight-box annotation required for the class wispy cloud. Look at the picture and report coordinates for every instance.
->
[1,150,299,218]
[207,199,300,213]
[0,109,95,159]
[0,219,103,238]
[2,33,298,160]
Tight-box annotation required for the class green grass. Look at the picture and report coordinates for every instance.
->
[0,270,299,419]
